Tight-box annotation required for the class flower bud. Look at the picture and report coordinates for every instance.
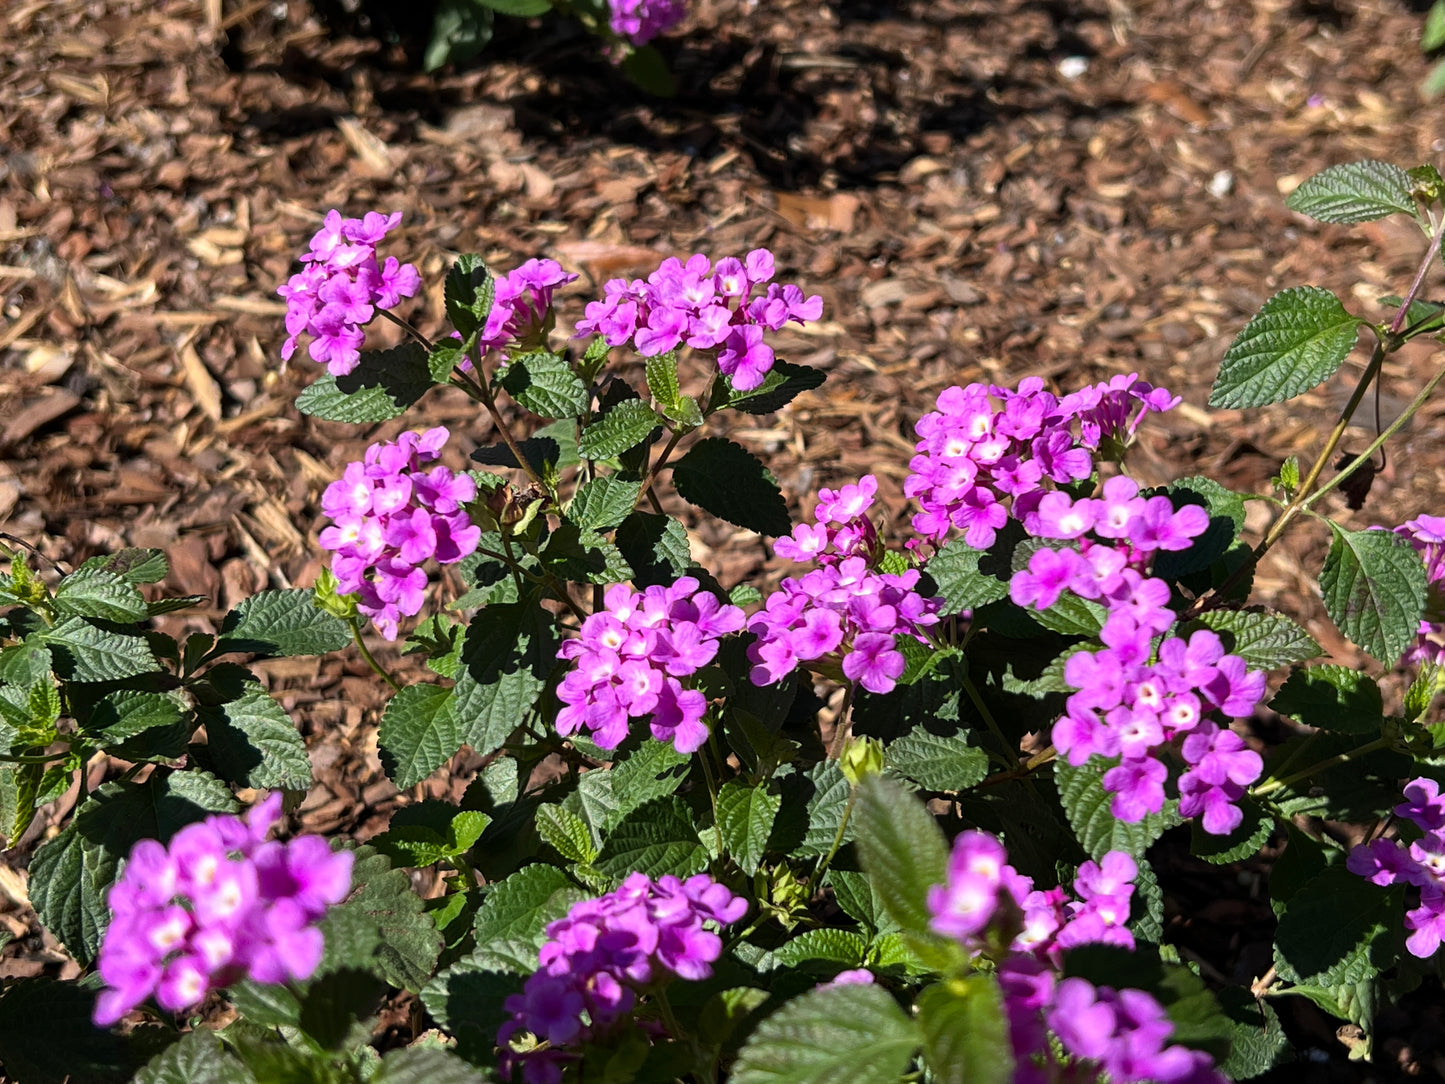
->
[839,736,884,786]
[312,567,358,621]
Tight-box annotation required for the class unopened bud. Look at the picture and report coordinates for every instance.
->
[313,567,358,621]
[840,736,885,786]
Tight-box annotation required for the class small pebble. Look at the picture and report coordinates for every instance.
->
[1207,170,1234,198]
[1057,56,1089,80]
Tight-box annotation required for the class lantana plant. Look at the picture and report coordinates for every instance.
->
[0,158,1444,1081]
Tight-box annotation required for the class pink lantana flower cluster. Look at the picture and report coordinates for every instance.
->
[607,0,686,45]
[928,831,1138,963]
[1391,515,1445,665]
[905,375,1180,547]
[468,258,579,361]
[94,794,353,1026]
[318,427,481,641]
[575,249,823,390]
[277,210,421,376]
[555,576,746,753]
[1013,537,1266,833]
[498,872,747,1084]
[928,831,1225,1084]
[749,475,942,696]
[1350,777,1445,957]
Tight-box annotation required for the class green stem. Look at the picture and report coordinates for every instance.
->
[975,744,1057,790]
[0,751,70,765]
[377,307,435,352]
[452,344,544,487]
[697,747,724,860]
[805,787,858,899]
[1303,354,1445,512]
[1250,735,1391,798]
[1186,218,1444,617]
[351,624,402,693]
[961,672,1019,768]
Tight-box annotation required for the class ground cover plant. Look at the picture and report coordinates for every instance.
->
[1,156,1445,1082]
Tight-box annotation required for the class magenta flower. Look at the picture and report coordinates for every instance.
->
[94,794,353,1026]
[499,873,745,1083]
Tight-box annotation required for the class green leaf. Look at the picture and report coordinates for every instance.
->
[853,775,949,934]
[294,342,435,422]
[444,254,494,338]
[535,802,598,863]
[372,804,490,868]
[134,1028,254,1084]
[574,738,691,837]
[473,864,587,948]
[770,928,869,970]
[421,961,523,1062]
[645,350,683,406]
[0,634,52,687]
[44,617,159,682]
[1284,160,1418,224]
[1426,2,1445,51]
[1320,524,1428,666]
[730,983,918,1084]
[925,539,1010,613]
[569,477,642,532]
[1273,865,1400,985]
[452,597,557,759]
[76,547,168,584]
[329,847,442,990]
[671,437,791,537]
[540,518,633,585]
[577,398,661,460]
[716,780,782,875]
[1190,609,1322,669]
[52,567,149,622]
[424,0,493,69]
[1209,286,1363,409]
[470,435,561,475]
[917,977,1013,1084]
[885,727,990,792]
[595,795,708,880]
[620,44,677,97]
[723,360,828,415]
[615,510,692,586]
[797,761,854,858]
[477,0,550,14]
[1031,591,1106,637]
[0,977,130,1084]
[378,684,463,788]
[215,589,352,657]
[427,341,465,383]
[496,351,589,419]
[30,772,238,964]
[371,1046,492,1084]
[1270,665,1384,733]
[1190,796,1272,863]
[1215,986,1288,1080]
[1055,758,1182,859]
[197,682,311,791]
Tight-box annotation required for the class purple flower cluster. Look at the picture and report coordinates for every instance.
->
[498,872,747,1084]
[1350,777,1445,957]
[94,794,353,1026]
[1391,515,1445,665]
[928,831,1223,1084]
[747,556,943,696]
[469,258,579,362]
[928,830,1138,964]
[905,375,1179,546]
[575,250,823,390]
[318,427,481,641]
[774,474,881,565]
[556,577,745,753]
[1000,961,1226,1084]
[1048,610,1264,834]
[277,210,421,376]
[607,0,686,45]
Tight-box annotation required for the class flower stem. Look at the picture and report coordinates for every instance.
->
[377,307,435,352]
[805,787,858,899]
[351,624,402,693]
[1250,735,1391,798]
[962,672,1020,769]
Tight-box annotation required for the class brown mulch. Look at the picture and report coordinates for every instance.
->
[2,0,1445,1075]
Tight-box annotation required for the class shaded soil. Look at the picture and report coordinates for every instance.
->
[3,0,1445,1076]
